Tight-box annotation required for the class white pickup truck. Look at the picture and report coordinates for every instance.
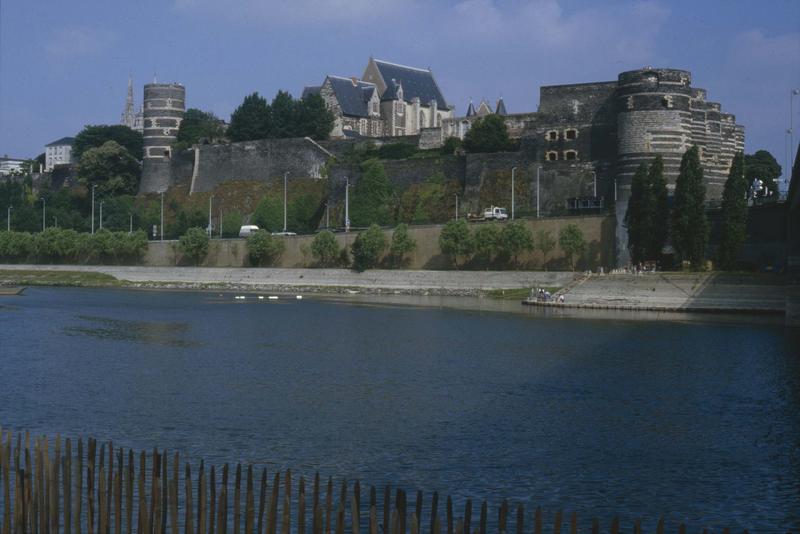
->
[483,206,509,220]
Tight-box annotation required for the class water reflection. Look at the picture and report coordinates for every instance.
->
[63,315,200,348]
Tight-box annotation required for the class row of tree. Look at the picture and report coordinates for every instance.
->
[438,219,586,270]
[0,228,148,264]
[626,147,777,270]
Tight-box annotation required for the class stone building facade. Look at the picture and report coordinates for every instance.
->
[304,58,455,139]
[44,136,75,171]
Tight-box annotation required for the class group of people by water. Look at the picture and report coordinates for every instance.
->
[530,288,565,303]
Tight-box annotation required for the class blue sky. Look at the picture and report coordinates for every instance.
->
[1,0,799,182]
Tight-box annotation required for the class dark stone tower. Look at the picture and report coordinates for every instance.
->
[139,82,185,193]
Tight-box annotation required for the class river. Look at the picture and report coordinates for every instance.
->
[1,287,798,532]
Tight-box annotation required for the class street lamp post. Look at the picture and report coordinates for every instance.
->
[325,202,330,229]
[160,192,164,241]
[219,207,223,238]
[536,166,541,218]
[345,178,350,233]
[511,166,517,220]
[6,206,11,232]
[208,195,214,237]
[591,171,597,197]
[455,194,459,220]
[614,178,618,202]
[91,185,96,234]
[41,198,46,232]
[283,172,289,233]
[129,213,133,234]
[99,201,104,230]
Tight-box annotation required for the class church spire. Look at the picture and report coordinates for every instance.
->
[121,76,136,128]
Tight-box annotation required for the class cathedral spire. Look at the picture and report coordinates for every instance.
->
[121,76,136,128]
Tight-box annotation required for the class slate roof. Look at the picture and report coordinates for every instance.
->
[327,76,377,118]
[466,101,476,117]
[373,59,448,108]
[45,136,75,147]
[495,97,507,115]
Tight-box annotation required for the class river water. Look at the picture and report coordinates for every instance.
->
[1,287,798,532]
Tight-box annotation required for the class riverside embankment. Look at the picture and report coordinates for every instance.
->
[0,265,789,317]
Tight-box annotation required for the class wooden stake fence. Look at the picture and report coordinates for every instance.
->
[0,430,752,534]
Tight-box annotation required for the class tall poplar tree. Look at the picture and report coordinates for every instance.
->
[717,152,748,270]
[671,146,708,269]
[227,92,271,142]
[624,163,651,263]
[645,155,669,260]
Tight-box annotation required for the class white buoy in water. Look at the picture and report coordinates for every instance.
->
[296,295,303,300]
[235,295,245,300]
[258,296,264,300]
[268,296,279,300]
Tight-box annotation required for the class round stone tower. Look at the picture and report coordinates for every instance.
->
[614,68,693,264]
[139,82,185,193]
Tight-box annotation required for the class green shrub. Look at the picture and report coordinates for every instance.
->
[499,221,534,266]
[473,224,501,264]
[558,224,586,271]
[0,231,34,262]
[311,230,340,267]
[376,143,418,160]
[178,227,210,265]
[439,219,473,268]
[351,224,387,272]
[246,230,285,266]
[389,224,415,267]
[221,210,244,237]
[441,137,462,155]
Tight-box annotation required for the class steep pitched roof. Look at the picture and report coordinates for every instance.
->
[327,76,377,118]
[466,101,476,117]
[46,136,75,147]
[495,97,507,115]
[372,59,447,108]
[381,79,402,102]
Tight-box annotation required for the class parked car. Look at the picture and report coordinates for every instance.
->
[238,225,260,237]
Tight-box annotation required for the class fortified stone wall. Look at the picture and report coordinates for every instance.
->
[142,214,615,271]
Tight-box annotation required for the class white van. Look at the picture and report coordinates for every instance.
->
[238,225,260,237]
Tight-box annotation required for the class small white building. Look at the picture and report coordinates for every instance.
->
[45,136,75,171]
[0,156,26,176]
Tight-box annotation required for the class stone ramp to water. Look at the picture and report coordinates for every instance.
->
[559,273,785,312]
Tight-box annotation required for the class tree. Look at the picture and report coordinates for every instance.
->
[296,93,334,140]
[351,224,387,272]
[473,224,501,265]
[672,146,708,269]
[270,90,298,138]
[175,109,225,149]
[439,219,473,268]
[559,224,585,271]
[178,227,209,265]
[221,210,244,238]
[311,230,340,266]
[389,223,415,266]
[624,163,651,264]
[462,115,512,153]
[247,230,285,266]
[441,137,462,155]
[536,229,556,269]
[744,150,781,197]
[717,152,748,270]
[73,124,144,161]
[251,195,282,232]
[499,221,534,266]
[227,92,272,142]
[350,159,394,227]
[78,141,141,196]
[646,155,669,261]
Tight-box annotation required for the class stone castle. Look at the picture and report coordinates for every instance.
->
[135,63,744,263]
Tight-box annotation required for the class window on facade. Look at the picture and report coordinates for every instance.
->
[546,151,558,162]
[663,95,674,109]
[547,131,558,141]
[564,150,578,161]
[419,111,426,129]
[565,129,577,140]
